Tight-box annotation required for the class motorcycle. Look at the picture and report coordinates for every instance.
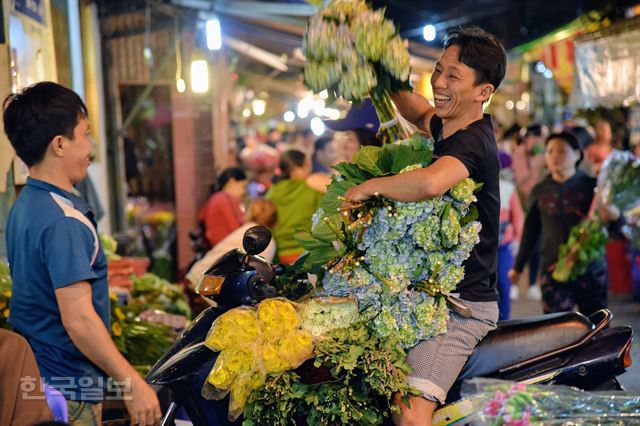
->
[147,226,634,426]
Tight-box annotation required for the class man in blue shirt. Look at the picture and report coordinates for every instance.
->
[4,82,160,425]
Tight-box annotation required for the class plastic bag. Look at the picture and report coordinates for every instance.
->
[204,306,259,352]
[597,151,640,250]
[598,150,640,208]
[460,378,640,425]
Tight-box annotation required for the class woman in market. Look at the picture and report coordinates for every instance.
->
[198,167,248,248]
[186,199,278,286]
[508,131,619,316]
[266,149,324,264]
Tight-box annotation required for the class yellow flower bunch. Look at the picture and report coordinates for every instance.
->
[257,298,300,337]
[204,298,315,421]
[143,211,176,225]
[205,307,259,352]
[208,346,260,390]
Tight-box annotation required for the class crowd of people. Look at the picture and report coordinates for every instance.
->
[193,98,385,272]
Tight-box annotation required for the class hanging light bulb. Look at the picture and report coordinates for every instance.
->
[206,18,222,51]
[176,78,186,93]
[191,59,209,93]
[310,117,326,136]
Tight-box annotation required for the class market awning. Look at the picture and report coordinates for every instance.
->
[570,16,640,109]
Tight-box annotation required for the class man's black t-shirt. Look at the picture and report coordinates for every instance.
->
[430,114,500,301]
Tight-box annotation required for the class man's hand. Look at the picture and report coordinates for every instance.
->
[342,180,376,205]
[125,376,162,426]
[56,283,162,425]
[508,269,521,285]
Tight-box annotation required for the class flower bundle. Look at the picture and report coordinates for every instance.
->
[296,133,482,349]
[467,380,640,425]
[99,233,121,261]
[243,322,418,426]
[551,218,608,282]
[600,150,640,249]
[109,292,174,375]
[203,299,315,421]
[130,272,191,318]
[303,0,412,142]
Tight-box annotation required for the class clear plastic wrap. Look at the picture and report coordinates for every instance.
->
[598,150,640,249]
[460,379,640,425]
[299,296,360,337]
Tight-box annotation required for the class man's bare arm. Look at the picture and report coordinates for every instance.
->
[56,282,161,425]
[343,156,469,203]
[391,91,437,137]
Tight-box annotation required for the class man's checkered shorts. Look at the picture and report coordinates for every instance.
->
[406,300,499,404]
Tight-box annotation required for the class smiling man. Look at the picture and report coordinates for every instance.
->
[342,27,506,425]
[4,82,161,426]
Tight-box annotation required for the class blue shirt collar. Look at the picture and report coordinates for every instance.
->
[26,177,92,217]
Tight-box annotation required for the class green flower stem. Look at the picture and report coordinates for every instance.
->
[371,91,410,143]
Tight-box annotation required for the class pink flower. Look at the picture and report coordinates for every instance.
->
[508,383,527,396]
[484,390,508,416]
[485,399,502,416]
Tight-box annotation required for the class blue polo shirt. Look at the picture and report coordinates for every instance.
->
[7,177,110,401]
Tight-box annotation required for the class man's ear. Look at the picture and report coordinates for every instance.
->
[478,84,495,102]
[50,135,65,157]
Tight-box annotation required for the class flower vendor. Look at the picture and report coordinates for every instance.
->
[3,82,161,425]
[342,26,507,426]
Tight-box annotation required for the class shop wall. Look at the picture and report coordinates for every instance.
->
[81,2,111,233]
[0,0,58,256]
[0,1,13,257]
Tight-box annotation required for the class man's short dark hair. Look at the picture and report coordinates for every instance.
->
[3,81,88,167]
[443,26,507,90]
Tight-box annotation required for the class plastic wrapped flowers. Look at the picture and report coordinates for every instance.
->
[203,298,314,421]
[296,133,482,349]
[463,379,640,425]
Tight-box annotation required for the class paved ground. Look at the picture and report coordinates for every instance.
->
[510,287,640,392]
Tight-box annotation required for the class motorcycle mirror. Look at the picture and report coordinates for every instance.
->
[242,226,272,256]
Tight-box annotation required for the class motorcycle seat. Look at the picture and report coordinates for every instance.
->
[458,311,593,380]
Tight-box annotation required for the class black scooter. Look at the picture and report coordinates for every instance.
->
[147,226,634,426]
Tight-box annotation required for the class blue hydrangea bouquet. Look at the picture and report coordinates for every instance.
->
[296,133,482,349]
